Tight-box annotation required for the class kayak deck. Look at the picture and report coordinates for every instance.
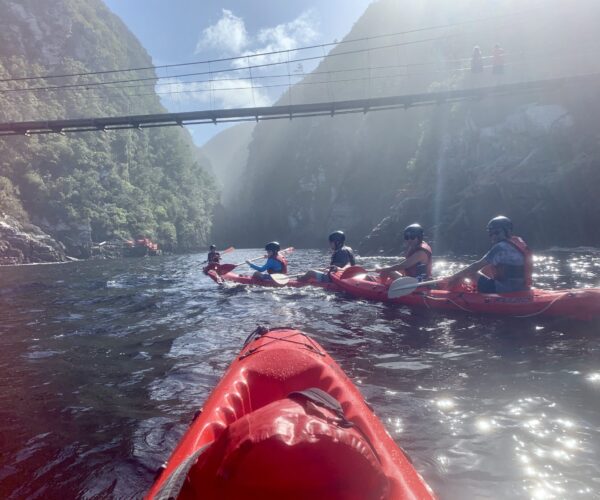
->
[331,273,600,320]
[147,327,434,499]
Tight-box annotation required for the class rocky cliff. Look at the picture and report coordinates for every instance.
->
[0,214,66,265]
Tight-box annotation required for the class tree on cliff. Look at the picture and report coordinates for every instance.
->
[0,0,217,254]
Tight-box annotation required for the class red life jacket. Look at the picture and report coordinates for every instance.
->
[493,236,533,289]
[267,254,288,274]
[404,241,432,279]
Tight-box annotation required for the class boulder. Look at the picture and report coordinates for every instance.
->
[0,214,67,265]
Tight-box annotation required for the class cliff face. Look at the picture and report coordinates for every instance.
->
[213,0,600,252]
[0,214,66,265]
[200,123,255,207]
[361,84,600,254]
[0,0,217,259]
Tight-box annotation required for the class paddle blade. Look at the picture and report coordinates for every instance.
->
[269,273,290,286]
[387,277,420,299]
[221,246,235,254]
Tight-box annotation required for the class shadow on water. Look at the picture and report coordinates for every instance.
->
[0,249,598,499]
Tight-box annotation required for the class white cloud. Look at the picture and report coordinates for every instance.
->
[233,10,319,69]
[157,76,271,110]
[196,9,248,54]
[179,9,319,110]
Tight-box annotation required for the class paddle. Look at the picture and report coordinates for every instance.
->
[202,246,235,264]
[269,273,292,285]
[270,267,331,286]
[217,247,294,275]
[387,276,446,299]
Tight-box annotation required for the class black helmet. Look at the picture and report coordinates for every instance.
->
[209,245,216,251]
[328,231,346,244]
[265,241,281,253]
[403,223,424,240]
[487,215,513,235]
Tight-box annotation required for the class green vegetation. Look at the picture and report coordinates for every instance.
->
[0,0,217,253]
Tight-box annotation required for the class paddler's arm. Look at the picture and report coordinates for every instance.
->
[247,260,268,272]
[382,259,407,271]
[330,263,351,272]
[447,257,488,286]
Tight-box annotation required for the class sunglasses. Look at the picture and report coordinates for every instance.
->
[487,229,502,236]
[404,234,417,240]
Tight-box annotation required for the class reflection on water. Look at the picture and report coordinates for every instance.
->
[0,249,598,499]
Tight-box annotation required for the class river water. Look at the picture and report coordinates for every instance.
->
[0,249,598,499]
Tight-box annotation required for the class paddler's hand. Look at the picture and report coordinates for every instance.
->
[447,274,463,288]
[379,267,394,279]
[329,265,339,272]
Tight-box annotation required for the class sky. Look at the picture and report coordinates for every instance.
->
[103,0,374,146]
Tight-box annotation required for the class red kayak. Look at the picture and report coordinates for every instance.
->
[331,273,600,320]
[147,327,435,500]
[204,265,339,291]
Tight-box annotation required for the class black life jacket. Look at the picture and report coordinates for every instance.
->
[331,246,355,268]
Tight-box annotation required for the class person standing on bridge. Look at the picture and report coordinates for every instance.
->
[471,45,484,73]
[492,44,505,74]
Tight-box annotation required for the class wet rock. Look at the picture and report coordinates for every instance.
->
[0,214,67,265]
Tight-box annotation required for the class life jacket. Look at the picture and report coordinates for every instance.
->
[330,246,355,268]
[491,236,533,289]
[208,251,221,264]
[404,241,432,279]
[268,254,288,274]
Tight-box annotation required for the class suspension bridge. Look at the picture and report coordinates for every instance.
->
[0,72,598,137]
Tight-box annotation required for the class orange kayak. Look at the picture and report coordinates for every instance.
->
[330,274,600,320]
[146,327,435,499]
[203,265,339,291]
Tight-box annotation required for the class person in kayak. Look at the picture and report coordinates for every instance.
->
[247,241,288,281]
[207,245,220,264]
[203,245,221,274]
[377,223,432,282]
[297,231,356,283]
[447,216,533,293]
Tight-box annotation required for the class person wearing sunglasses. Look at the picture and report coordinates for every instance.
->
[377,223,432,282]
[447,216,533,293]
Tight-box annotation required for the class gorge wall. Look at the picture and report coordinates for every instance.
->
[211,0,600,254]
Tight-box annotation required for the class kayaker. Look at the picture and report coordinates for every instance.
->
[203,245,221,275]
[447,216,533,293]
[377,223,432,282]
[207,245,221,264]
[297,231,355,283]
[247,241,288,280]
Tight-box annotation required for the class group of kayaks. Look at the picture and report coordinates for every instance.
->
[145,258,599,498]
[204,263,600,321]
